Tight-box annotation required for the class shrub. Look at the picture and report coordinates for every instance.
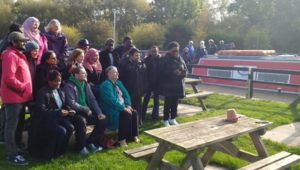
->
[129,22,166,49]
[78,20,113,49]
[61,25,83,47]
[164,19,194,49]
[243,27,271,49]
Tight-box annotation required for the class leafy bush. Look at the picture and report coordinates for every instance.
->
[129,22,166,49]
[164,19,194,49]
[78,20,113,49]
[61,25,82,47]
[243,27,271,49]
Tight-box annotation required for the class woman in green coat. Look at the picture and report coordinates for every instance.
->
[99,66,139,147]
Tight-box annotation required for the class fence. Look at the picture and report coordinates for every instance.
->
[189,64,300,98]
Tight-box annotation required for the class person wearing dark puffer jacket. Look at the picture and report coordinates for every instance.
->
[118,48,148,126]
[158,41,187,127]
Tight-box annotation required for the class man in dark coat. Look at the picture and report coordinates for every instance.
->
[113,36,134,59]
[141,46,160,120]
[207,39,218,55]
[99,38,120,83]
[158,41,187,126]
[118,47,148,126]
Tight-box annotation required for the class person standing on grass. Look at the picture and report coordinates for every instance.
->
[118,48,148,126]
[77,39,90,54]
[44,19,68,72]
[83,48,102,98]
[99,66,140,147]
[1,32,32,165]
[0,23,23,145]
[99,38,120,83]
[22,17,48,64]
[141,46,160,120]
[158,41,187,127]
[65,48,85,80]
[35,51,59,93]
[113,36,134,59]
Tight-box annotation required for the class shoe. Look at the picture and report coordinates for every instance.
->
[163,120,170,127]
[87,143,103,153]
[133,136,140,143]
[119,140,128,147]
[79,147,89,155]
[7,155,28,166]
[169,119,179,125]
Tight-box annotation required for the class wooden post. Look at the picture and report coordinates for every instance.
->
[246,67,254,99]
[146,142,169,170]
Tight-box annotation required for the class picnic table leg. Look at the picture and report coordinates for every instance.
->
[190,150,205,170]
[198,98,208,111]
[249,131,268,158]
[191,83,199,93]
[201,148,216,167]
[181,149,204,170]
[190,83,208,111]
[146,142,169,170]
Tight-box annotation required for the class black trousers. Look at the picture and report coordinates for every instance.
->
[73,114,106,151]
[118,110,138,141]
[163,96,179,121]
[131,96,143,126]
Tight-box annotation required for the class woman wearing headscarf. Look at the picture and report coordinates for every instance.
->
[83,48,102,86]
[83,48,102,98]
[22,16,48,64]
[44,19,68,71]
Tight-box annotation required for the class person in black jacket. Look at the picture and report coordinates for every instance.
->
[35,51,59,93]
[207,39,218,55]
[141,46,160,120]
[99,39,120,83]
[63,66,106,154]
[30,70,78,160]
[118,48,147,126]
[113,36,133,59]
[158,41,187,126]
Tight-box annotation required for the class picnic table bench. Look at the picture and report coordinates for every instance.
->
[125,115,273,170]
[184,78,213,111]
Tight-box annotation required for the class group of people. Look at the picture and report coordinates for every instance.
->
[181,39,236,66]
[0,17,188,166]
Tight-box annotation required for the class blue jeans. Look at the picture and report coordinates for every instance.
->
[5,103,25,156]
[142,89,159,120]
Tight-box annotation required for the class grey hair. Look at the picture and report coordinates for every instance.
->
[45,19,62,33]
[105,66,117,76]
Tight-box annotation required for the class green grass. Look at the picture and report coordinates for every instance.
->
[1,94,300,170]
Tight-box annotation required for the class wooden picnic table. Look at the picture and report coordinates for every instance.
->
[184,78,213,111]
[144,115,272,170]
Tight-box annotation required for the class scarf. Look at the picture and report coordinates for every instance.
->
[22,17,41,44]
[83,48,102,74]
[69,75,87,106]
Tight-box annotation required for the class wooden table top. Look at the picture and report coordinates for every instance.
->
[145,115,271,152]
[185,78,202,84]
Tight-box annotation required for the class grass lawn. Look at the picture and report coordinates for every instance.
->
[1,93,300,170]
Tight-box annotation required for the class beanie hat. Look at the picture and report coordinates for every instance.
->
[25,41,39,52]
